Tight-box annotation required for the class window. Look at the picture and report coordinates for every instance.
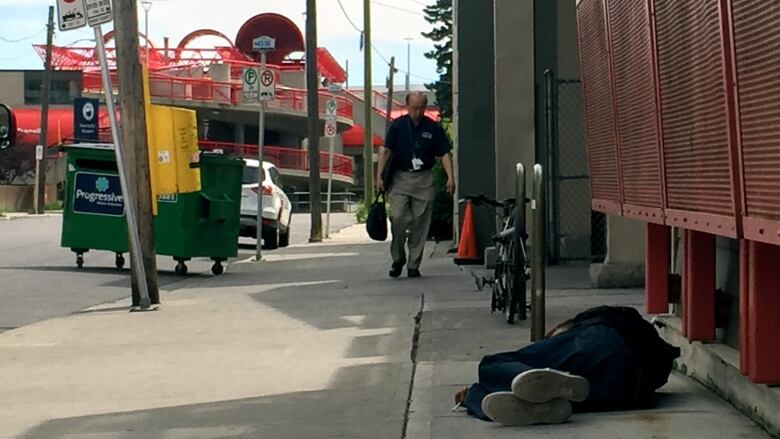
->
[242,166,265,184]
[24,72,81,105]
[269,167,283,187]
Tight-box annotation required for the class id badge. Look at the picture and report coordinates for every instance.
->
[412,157,423,171]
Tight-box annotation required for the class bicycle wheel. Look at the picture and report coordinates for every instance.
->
[492,249,506,313]
[502,242,517,324]
[511,204,528,321]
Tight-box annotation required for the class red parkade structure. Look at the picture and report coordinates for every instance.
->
[576,0,780,384]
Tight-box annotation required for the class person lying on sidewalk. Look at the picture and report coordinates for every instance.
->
[453,305,681,427]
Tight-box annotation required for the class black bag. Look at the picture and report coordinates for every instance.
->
[366,191,388,241]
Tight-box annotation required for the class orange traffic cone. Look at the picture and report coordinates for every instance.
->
[454,200,482,265]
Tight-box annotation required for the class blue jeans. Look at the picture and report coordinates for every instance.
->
[464,325,638,420]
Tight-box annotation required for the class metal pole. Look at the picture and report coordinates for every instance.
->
[144,8,149,65]
[141,1,152,66]
[531,164,546,341]
[325,107,335,239]
[256,53,266,261]
[94,25,151,309]
[516,163,527,321]
[544,69,560,264]
[405,37,412,92]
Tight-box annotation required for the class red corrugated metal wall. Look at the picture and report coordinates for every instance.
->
[607,0,665,224]
[577,0,623,215]
[731,0,780,245]
[653,0,738,237]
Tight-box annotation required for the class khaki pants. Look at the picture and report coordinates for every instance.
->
[389,192,434,270]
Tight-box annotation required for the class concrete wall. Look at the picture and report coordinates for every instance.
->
[557,0,581,78]
[453,0,497,253]
[0,72,24,107]
[591,215,646,288]
[0,184,58,212]
[494,0,535,201]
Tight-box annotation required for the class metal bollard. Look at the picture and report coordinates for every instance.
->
[531,164,546,341]
[515,163,528,321]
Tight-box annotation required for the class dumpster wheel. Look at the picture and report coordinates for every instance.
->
[115,254,125,270]
[175,260,188,276]
[211,260,224,275]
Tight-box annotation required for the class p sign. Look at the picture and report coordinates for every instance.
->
[57,0,87,31]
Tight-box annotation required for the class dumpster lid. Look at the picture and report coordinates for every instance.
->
[63,142,115,151]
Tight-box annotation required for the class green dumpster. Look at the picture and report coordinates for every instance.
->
[60,144,244,275]
[155,152,245,275]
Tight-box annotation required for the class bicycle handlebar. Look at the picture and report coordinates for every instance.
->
[460,194,512,208]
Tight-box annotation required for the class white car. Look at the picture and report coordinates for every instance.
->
[240,159,292,249]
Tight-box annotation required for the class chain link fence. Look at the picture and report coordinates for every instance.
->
[544,70,606,263]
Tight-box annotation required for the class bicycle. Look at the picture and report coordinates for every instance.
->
[462,194,530,324]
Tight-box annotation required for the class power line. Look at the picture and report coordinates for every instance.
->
[406,0,428,6]
[335,0,363,33]
[373,1,423,15]
[0,28,46,43]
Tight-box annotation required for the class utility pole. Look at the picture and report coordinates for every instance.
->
[385,57,396,131]
[363,0,374,203]
[113,0,160,305]
[306,0,323,242]
[35,6,54,214]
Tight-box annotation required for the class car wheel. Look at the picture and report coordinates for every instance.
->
[279,215,291,247]
[264,220,280,250]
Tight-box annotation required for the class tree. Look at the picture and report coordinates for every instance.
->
[421,0,452,119]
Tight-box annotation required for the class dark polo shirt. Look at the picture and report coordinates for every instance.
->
[385,114,451,172]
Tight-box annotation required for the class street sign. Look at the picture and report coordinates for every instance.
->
[325,99,338,117]
[56,0,87,31]
[243,68,259,104]
[259,68,275,102]
[324,119,337,138]
[35,145,44,161]
[253,36,276,52]
[84,0,112,27]
[328,83,343,94]
[74,97,99,141]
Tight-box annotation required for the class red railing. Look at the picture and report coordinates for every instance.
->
[199,141,353,179]
[82,72,354,120]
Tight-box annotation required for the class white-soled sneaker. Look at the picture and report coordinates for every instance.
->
[481,392,572,427]
[511,368,590,403]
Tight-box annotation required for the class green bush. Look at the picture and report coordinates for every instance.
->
[355,197,392,224]
[356,200,368,224]
[0,207,6,218]
[44,200,63,211]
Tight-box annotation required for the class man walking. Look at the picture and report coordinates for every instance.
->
[376,91,455,278]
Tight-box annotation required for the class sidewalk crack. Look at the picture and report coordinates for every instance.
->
[401,293,425,439]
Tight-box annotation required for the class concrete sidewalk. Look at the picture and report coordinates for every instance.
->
[405,245,772,438]
[0,224,772,438]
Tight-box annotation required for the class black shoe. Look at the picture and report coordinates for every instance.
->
[408,268,421,278]
[390,262,404,278]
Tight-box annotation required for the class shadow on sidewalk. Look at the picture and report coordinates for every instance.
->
[17,363,411,439]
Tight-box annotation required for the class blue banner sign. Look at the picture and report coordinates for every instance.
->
[72,172,124,217]
[74,97,99,142]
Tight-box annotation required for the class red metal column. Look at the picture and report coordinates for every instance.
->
[739,239,750,375]
[683,230,716,342]
[681,230,690,337]
[646,223,670,314]
[747,240,780,384]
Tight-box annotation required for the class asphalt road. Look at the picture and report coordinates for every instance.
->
[0,212,355,334]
